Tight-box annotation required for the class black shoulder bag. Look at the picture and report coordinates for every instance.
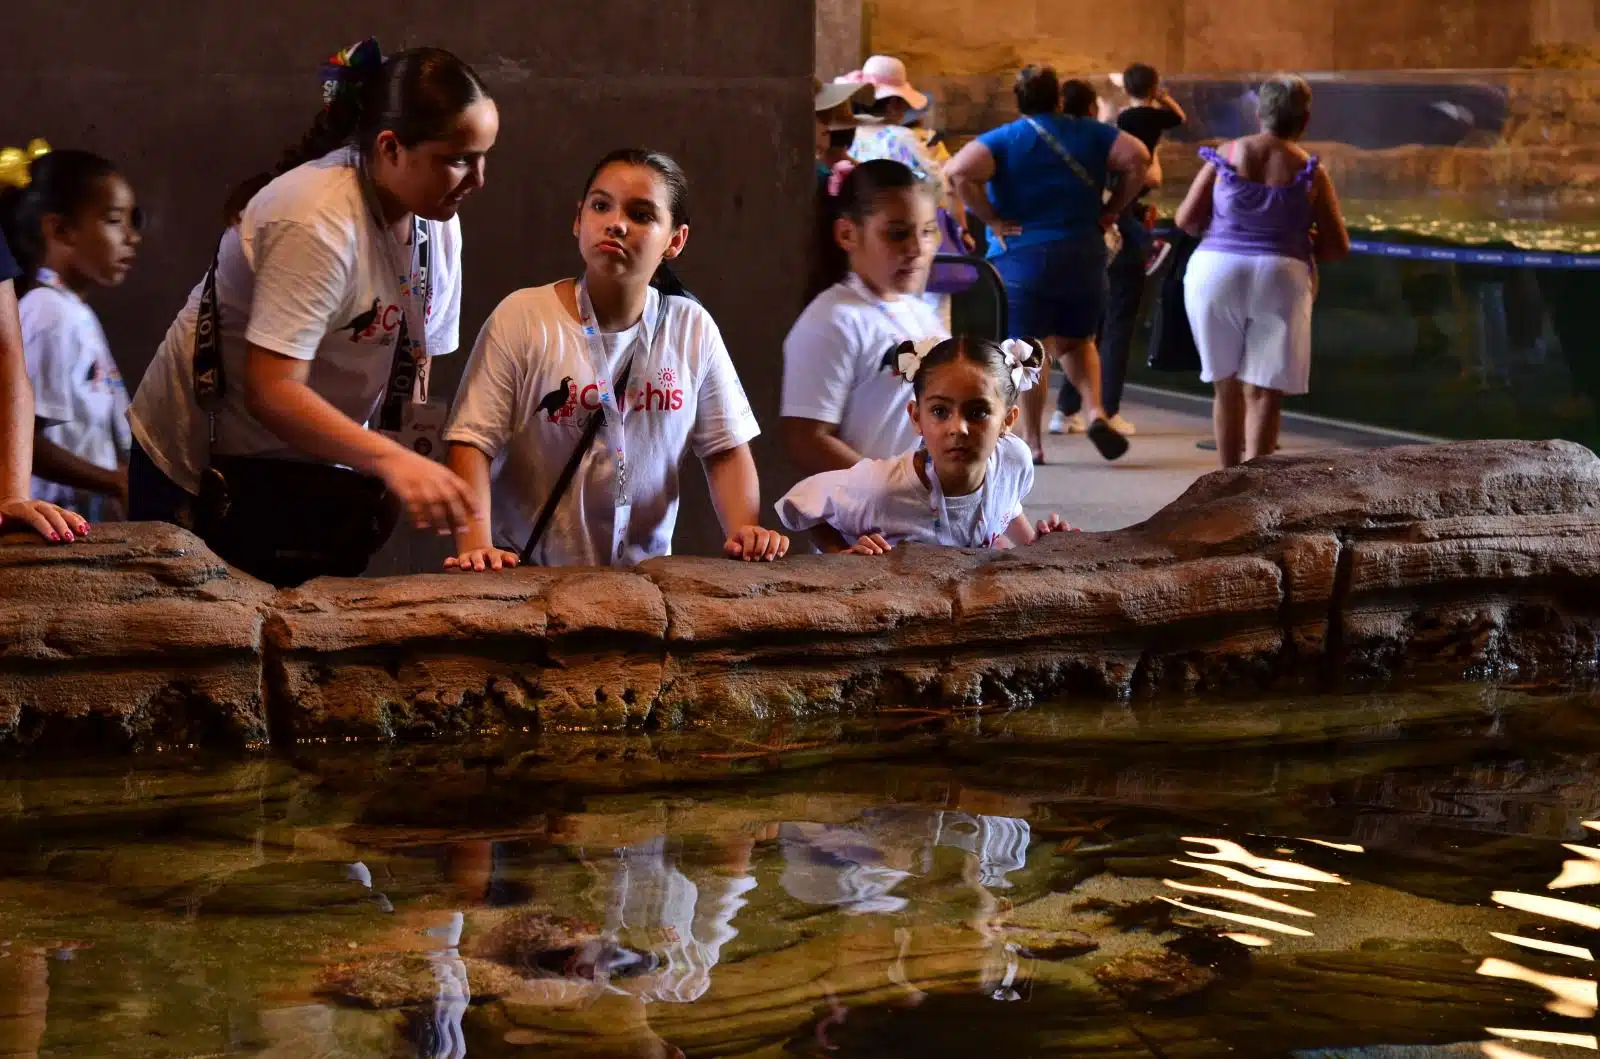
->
[190,221,429,587]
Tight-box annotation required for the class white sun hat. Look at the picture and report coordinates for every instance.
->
[834,54,929,112]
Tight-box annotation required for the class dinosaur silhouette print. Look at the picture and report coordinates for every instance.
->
[335,298,382,340]
[536,377,574,422]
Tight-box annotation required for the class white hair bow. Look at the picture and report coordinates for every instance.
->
[896,336,943,382]
[1000,339,1041,393]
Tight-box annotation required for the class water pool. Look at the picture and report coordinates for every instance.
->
[5,684,1600,1057]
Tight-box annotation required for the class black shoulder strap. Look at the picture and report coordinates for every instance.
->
[193,238,226,446]
[518,354,636,566]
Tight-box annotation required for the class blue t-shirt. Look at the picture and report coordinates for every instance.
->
[0,228,19,285]
[977,114,1119,254]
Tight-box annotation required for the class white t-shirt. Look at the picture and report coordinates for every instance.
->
[781,275,947,462]
[129,147,463,493]
[444,282,761,567]
[776,432,1033,549]
[20,273,131,520]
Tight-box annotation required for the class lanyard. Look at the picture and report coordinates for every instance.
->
[573,276,662,514]
[921,449,998,548]
[843,272,931,347]
[357,165,432,432]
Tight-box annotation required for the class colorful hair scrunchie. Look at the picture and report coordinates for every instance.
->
[0,139,51,190]
[320,37,384,112]
[827,158,857,198]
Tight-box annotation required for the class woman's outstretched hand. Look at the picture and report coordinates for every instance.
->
[845,532,894,556]
[375,449,479,535]
[444,547,521,573]
[0,497,88,543]
[725,525,789,562]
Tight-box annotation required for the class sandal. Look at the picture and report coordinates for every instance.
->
[1087,418,1130,461]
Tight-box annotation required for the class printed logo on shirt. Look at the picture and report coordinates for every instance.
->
[85,359,125,393]
[534,369,687,430]
[334,296,407,347]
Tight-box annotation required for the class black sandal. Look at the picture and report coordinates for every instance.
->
[1087,418,1130,461]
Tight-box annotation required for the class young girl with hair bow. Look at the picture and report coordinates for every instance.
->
[777,335,1072,554]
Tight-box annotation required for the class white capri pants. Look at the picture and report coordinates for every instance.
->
[1184,248,1315,395]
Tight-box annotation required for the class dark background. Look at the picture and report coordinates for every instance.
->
[6,0,817,570]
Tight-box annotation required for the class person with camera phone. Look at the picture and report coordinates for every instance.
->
[127,40,498,586]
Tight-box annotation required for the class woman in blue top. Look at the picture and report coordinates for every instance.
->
[947,67,1150,463]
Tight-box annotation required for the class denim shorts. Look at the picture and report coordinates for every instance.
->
[992,236,1109,342]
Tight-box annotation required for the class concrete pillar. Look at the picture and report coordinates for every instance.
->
[817,0,864,79]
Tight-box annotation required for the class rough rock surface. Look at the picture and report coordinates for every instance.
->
[1,441,1597,751]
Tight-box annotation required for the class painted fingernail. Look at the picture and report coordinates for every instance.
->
[49,532,60,541]
[62,532,73,542]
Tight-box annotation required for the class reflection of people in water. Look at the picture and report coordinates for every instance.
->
[779,809,1032,1007]
[585,835,759,1005]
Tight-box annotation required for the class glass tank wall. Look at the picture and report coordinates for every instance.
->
[1119,69,1600,448]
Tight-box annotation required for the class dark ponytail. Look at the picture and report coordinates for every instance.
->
[580,148,698,302]
[275,44,490,176]
[806,158,929,304]
[0,150,120,294]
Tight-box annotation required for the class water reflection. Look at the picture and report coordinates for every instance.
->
[2,686,1600,1056]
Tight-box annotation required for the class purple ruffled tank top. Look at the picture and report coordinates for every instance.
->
[1197,145,1319,262]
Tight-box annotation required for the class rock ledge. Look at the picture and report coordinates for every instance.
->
[2,440,1597,751]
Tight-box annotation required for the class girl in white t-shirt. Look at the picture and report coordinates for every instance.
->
[0,149,142,528]
[778,335,1071,554]
[782,159,948,475]
[127,41,498,585]
[442,149,788,571]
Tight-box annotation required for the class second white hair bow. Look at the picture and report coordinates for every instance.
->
[896,336,944,382]
[999,339,1042,393]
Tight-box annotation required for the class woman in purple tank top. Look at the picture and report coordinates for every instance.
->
[1174,75,1350,467]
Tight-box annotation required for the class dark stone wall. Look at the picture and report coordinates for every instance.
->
[3,0,815,567]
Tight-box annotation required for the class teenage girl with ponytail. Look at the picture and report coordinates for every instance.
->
[128,40,498,585]
[781,158,947,477]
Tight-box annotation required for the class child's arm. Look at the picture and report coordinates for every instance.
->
[1000,511,1074,548]
[1000,512,1038,548]
[1,281,88,540]
[1156,87,1188,126]
[31,434,126,505]
[443,442,519,572]
[704,443,789,561]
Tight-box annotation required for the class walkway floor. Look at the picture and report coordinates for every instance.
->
[1023,386,1394,532]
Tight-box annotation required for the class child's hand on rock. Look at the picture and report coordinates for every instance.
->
[1034,513,1075,538]
[845,533,894,556]
[725,526,789,562]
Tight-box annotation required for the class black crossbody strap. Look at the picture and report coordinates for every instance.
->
[518,355,635,566]
[1024,116,1098,190]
